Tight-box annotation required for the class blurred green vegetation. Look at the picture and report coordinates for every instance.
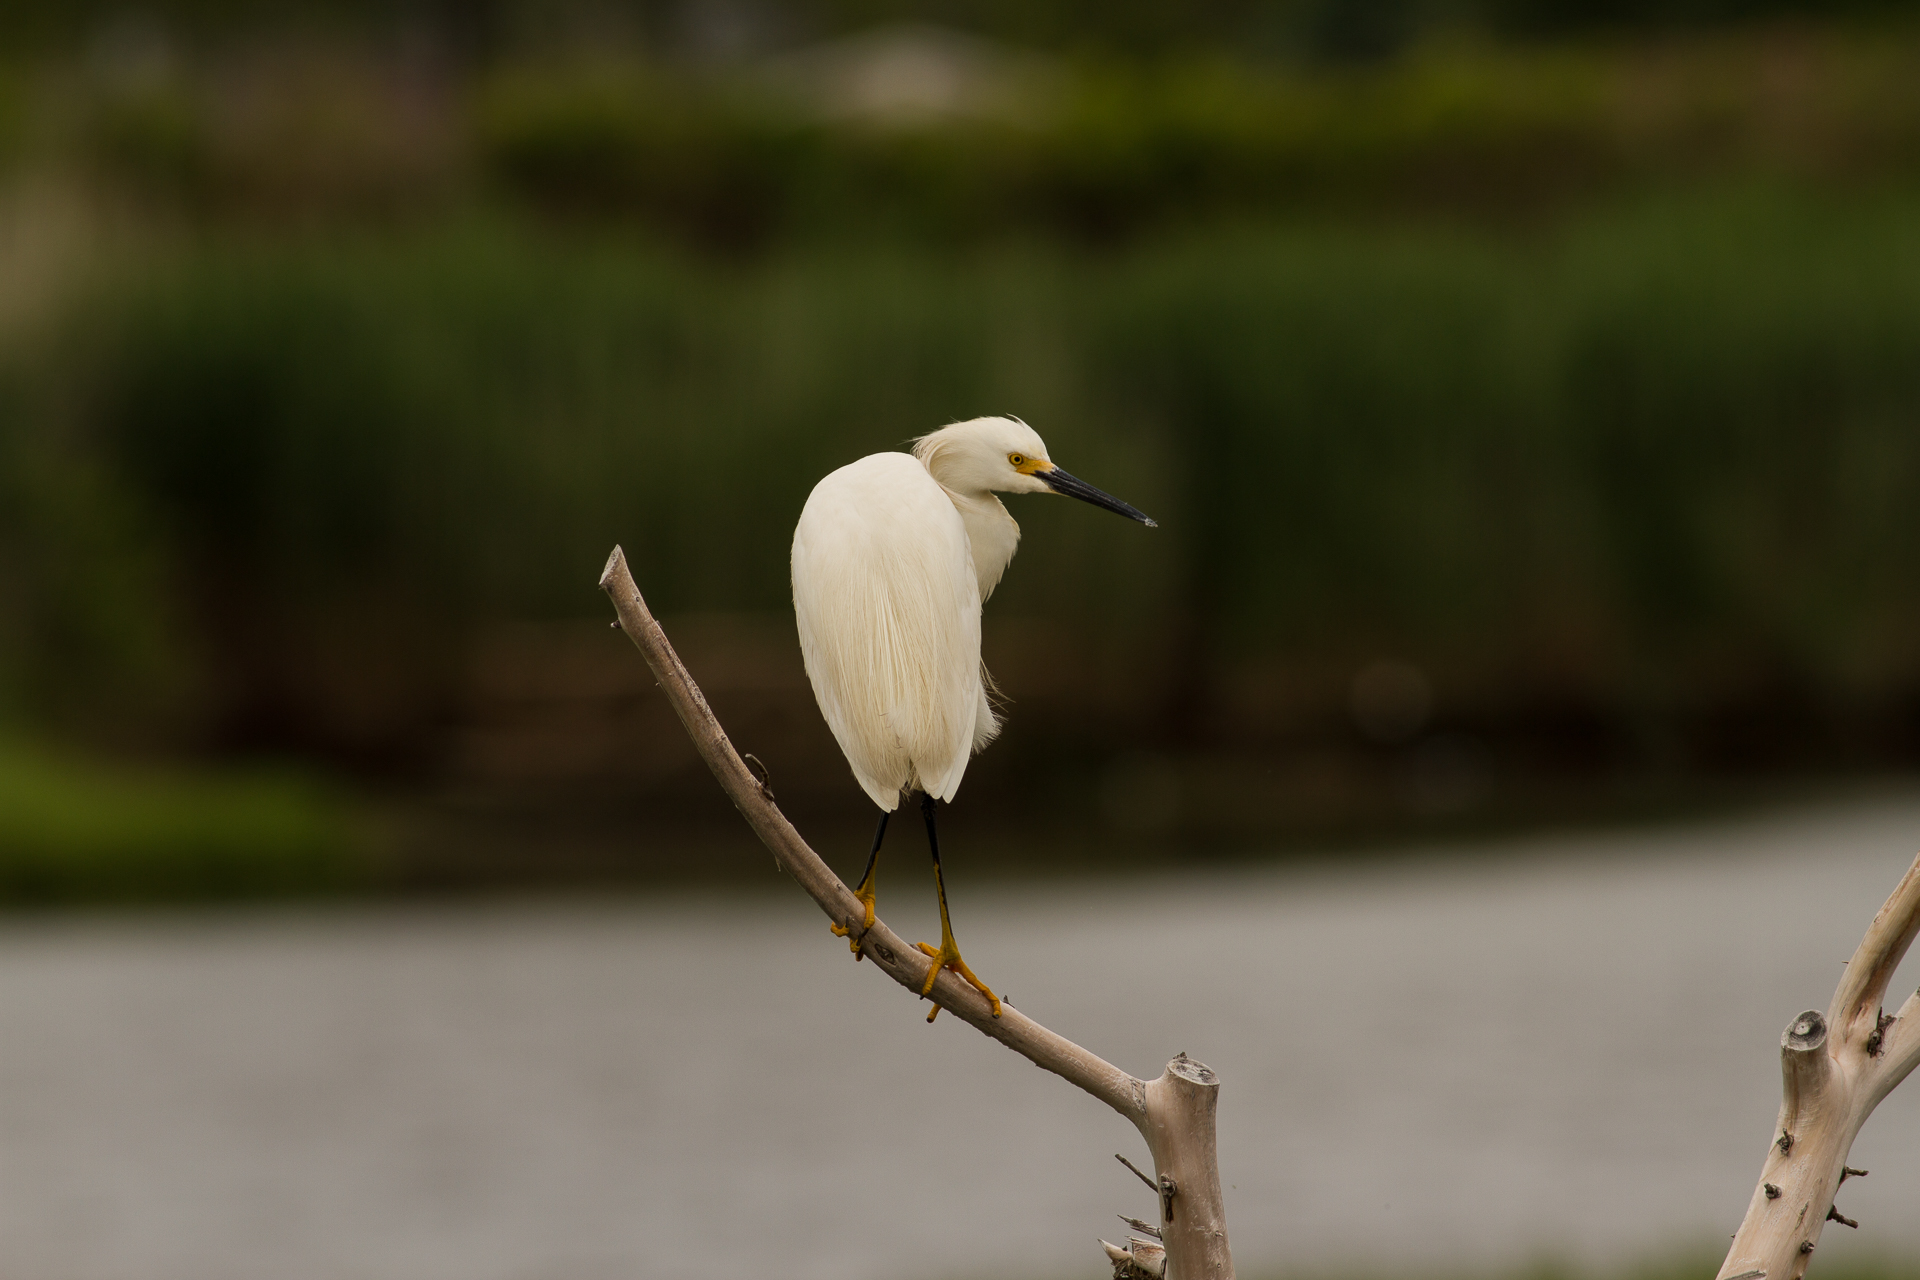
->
[6,20,1920,883]
[30,28,1920,245]
[0,738,368,901]
[3,183,1919,830]
[476,37,1920,247]
[0,0,1910,60]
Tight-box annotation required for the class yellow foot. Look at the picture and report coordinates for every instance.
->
[915,940,1002,1018]
[828,892,876,959]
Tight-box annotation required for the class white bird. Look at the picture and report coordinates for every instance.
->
[791,416,1154,1018]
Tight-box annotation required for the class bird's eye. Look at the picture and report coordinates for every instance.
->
[1009,453,1024,466]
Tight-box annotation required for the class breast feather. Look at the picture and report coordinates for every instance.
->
[792,453,984,809]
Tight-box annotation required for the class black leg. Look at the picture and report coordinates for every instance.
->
[858,810,889,893]
[921,793,954,943]
[830,810,890,952]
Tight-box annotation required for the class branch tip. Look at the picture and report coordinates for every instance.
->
[598,545,626,589]
[1784,1011,1826,1051]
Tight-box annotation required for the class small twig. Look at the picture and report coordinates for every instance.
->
[1826,1206,1858,1229]
[1116,1154,1158,1193]
[1119,1215,1162,1240]
[741,753,775,801]
[1841,1166,1868,1182]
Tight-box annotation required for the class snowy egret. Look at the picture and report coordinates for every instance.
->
[791,416,1154,1018]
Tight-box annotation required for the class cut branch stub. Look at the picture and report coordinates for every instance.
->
[1719,853,1920,1280]
[1141,1054,1235,1279]
[1779,1010,1832,1138]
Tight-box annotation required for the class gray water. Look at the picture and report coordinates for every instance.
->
[5,799,1920,1280]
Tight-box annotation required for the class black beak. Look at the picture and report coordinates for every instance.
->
[1039,467,1157,527]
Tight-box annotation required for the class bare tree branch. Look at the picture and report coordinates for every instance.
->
[1719,851,1920,1280]
[598,546,1235,1279]
[1829,857,1920,1050]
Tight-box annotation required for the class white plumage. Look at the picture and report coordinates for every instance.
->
[792,415,1154,1016]
[791,416,1153,812]
[791,449,992,808]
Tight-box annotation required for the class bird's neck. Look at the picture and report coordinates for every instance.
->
[941,486,1021,604]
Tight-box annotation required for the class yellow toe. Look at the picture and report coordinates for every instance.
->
[829,893,878,957]
[914,939,1001,1016]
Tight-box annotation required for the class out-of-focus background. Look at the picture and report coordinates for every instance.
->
[5,1,1920,1278]
[7,0,1920,893]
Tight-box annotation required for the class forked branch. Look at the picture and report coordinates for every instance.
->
[1719,852,1920,1280]
[598,546,1234,1280]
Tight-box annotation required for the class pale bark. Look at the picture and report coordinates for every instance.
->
[599,546,1233,1280]
[1718,853,1920,1280]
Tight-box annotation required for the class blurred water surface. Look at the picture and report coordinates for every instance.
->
[4,798,1920,1280]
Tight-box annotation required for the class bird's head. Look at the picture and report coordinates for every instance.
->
[911,416,1157,527]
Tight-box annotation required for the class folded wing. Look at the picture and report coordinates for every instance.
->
[792,452,986,810]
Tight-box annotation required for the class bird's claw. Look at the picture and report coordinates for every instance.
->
[828,893,877,958]
[914,940,1002,1018]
